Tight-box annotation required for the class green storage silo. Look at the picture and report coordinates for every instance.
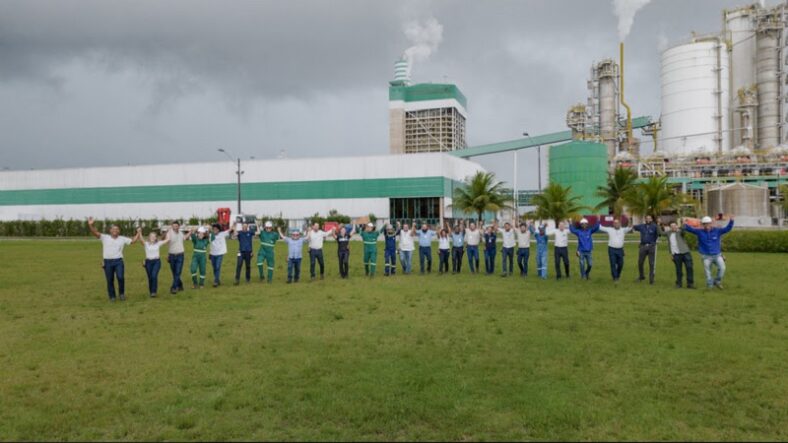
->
[548,140,608,210]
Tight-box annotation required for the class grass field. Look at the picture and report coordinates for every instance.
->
[0,238,786,441]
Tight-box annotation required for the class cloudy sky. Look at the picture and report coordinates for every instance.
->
[0,0,762,189]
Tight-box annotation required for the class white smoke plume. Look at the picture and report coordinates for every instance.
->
[612,0,652,41]
[402,17,443,75]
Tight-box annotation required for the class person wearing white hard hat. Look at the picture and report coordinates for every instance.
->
[383,222,401,276]
[360,222,381,277]
[209,223,232,287]
[256,221,280,283]
[633,215,660,284]
[683,215,735,289]
[278,226,307,283]
[568,217,601,280]
[189,226,210,289]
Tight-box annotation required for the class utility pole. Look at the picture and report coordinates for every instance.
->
[218,148,244,215]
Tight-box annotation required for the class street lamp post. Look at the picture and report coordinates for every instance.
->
[218,149,243,215]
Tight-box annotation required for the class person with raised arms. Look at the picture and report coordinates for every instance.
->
[533,223,549,280]
[497,222,516,277]
[515,222,535,278]
[383,223,400,277]
[256,221,280,284]
[88,217,141,302]
[416,222,437,274]
[437,227,451,275]
[360,222,381,277]
[141,229,169,297]
[189,226,210,289]
[599,218,632,282]
[398,222,415,275]
[450,222,465,274]
[333,224,355,279]
[305,222,333,281]
[278,226,307,284]
[165,221,192,294]
[234,223,254,285]
[549,221,571,279]
[664,220,695,289]
[483,224,497,275]
[683,216,734,289]
[569,218,601,280]
[464,222,481,274]
[633,215,660,285]
[209,223,232,287]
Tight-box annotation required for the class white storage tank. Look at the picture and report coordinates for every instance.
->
[660,37,730,156]
[724,5,758,149]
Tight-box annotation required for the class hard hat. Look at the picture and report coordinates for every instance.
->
[264,221,273,228]
[367,223,374,228]
[701,216,713,224]
[197,227,207,234]
[580,218,589,224]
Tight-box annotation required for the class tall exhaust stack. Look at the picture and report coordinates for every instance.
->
[619,42,634,153]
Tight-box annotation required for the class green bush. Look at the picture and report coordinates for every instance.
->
[683,230,788,253]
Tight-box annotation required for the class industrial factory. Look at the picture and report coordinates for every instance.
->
[0,1,786,227]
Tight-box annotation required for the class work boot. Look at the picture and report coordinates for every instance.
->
[119,294,126,301]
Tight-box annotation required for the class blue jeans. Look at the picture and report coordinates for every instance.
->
[287,258,302,282]
[103,258,125,300]
[451,246,464,273]
[536,248,548,279]
[384,248,397,275]
[484,248,496,274]
[517,248,530,276]
[702,254,726,287]
[400,250,413,274]
[168,253,184,291]
[309,248,324,278]
[144,258,161,295]
[467,245,479,273]
[501,247,514,275]
[419,246,432,273]
[438,249,450,273]
[608,247,624,281]
[210,254,224,285]
[579,251,593,279]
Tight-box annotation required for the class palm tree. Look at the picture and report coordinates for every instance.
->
[594,167,638,217]
[453,171,513,222]
[531,182,588,226]
[623,176,677,220]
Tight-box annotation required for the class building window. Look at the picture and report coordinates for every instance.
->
[390,197,441,224]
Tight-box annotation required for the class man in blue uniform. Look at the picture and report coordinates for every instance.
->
[569,218,600,280]
[383,223,400,276]
[684,216,735,289]
[234,223,254,285]
[633,215,660,284]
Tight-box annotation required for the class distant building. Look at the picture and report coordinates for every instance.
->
[389,58,467,154]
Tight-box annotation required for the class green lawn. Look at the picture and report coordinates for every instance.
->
[0,239,785,441]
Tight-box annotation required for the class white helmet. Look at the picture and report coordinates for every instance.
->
[580,218,589,224]
[367,223,374,228]
[701,216,713,224]
[197,226,207,234]
[264,221,273,228]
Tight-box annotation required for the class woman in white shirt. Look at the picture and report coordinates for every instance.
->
[88,217,141,302]
[437,228,451,274]
[141,230,170,298]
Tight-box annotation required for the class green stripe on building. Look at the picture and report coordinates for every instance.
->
[0,177,455,206]
[388,83,468,108]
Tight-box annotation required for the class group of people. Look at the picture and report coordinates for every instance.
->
[88,214,735,302]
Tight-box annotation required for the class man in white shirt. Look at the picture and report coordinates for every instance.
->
[599,219,633,282]
[515,222,535,277]
[497,222,517,277]
[209,224,232,287]
[549,221,571,279]
[88,217,140,302]
[465,222,481,274]
[305,223,333,280]
[399,223,415,274]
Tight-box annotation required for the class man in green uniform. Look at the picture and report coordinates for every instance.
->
[190,227,210,288]
[257,221,280,283]
[360,222,380,277]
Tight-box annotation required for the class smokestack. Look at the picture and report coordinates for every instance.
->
[620,42,633,151]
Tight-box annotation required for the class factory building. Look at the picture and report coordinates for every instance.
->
[389,58,467,154]
[0,153,485,223]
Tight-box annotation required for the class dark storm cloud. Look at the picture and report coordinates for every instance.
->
[0,0,756,183]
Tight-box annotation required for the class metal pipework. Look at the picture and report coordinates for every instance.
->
[619,42,633,150]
